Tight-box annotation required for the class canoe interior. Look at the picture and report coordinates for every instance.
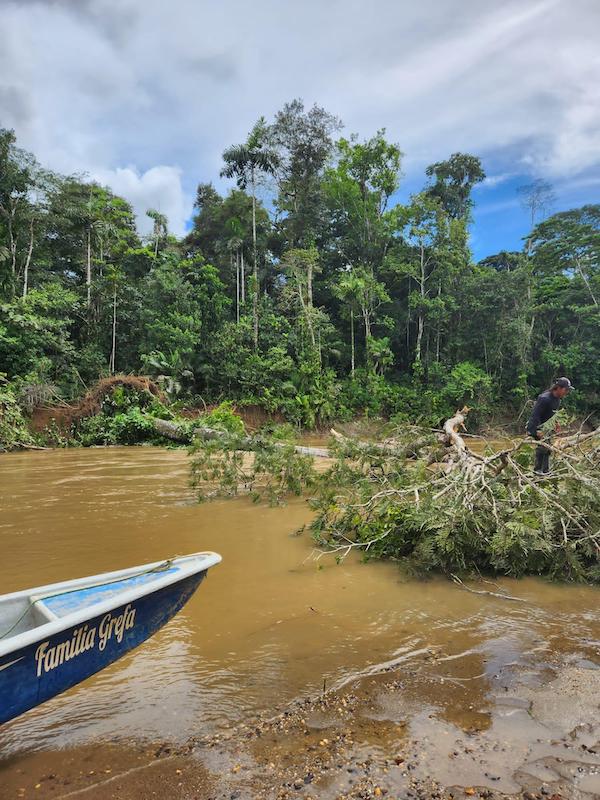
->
[41,565,180,618]
[0,598,51,638]
[0,563,181,641]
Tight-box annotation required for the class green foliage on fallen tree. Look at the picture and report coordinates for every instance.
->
[75,407,161,446]
[189,417,600,583]
[189,432,316,504]
[309,432,600,582]
[195,401,246,436]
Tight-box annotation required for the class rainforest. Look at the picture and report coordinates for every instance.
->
[1,102,598,447]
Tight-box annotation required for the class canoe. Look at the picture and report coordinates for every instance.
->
[0,552,221,725]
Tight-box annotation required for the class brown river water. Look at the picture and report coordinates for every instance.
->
[0,447,599,798]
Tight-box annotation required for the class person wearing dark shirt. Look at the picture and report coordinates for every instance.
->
[526,377,573,474]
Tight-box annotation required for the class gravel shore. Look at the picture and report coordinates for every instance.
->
[2,656,599,800]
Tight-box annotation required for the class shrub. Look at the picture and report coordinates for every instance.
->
[195,401,246,436]
[110,408,157,444]
[75,407,157,446]
[0,376,34,451]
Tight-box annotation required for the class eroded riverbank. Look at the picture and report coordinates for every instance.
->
[0,448,599,799]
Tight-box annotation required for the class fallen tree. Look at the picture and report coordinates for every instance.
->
[189,409,600,583]
[73,375,164,420]
[318,411,600,581]
[153,416,330,457]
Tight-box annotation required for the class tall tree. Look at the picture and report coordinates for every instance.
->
[221,118,279,350]
[518,178,555,255]
[225,217,244,322]
[281,247,322,356]
[324,131,403,271]
[185,185,268,314]
[334,266,390,373]
[146,209,168,257]
[46,180,137,311]
[269,99,342,249]
[424,153,485,219]
[531,205,600,307]
[185,183,224,264]
[396,194,459,368]
[0,129,52,299]
[106,265,123,374]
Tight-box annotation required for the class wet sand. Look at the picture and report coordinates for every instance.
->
[3,658,599,799]
[0,448,599,799]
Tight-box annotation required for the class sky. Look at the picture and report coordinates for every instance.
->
[0,0,599,260]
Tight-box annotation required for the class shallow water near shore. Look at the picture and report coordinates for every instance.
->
[0,447,599,797]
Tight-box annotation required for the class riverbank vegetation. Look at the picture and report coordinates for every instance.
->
[0,375,34,451]
[1,101,599,451]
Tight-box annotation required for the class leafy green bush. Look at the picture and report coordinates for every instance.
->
[38,420,71,448]
[75,407,158,446]
[110,408,157,444]
[274,365,341,428]
[440,361,494,421]
[339,371,421,420]
[258,422,299,442]
[0,376,34,451]
[74,415,112,446]
[195,401,245,435]
[99,385,165,416]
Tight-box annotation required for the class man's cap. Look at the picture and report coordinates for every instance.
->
[555,377,574,390]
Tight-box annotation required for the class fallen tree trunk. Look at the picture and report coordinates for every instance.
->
[151,417,331,458]
[152,417,190,442]
[330,427,433,460]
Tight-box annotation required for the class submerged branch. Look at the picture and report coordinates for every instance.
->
[450,574,526,602]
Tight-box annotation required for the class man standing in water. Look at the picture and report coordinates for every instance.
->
[526,377,573,474]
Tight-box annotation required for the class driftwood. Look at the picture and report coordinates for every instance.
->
[450,574,525,602]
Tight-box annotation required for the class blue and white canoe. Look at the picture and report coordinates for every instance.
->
[0,552,221,725]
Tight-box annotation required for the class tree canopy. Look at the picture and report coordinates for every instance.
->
[1,105,599,430]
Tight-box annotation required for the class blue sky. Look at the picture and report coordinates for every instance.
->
[470,168,600,260]
[1,0,598,262]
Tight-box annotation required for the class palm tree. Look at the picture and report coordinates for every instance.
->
[226,232,244,323]
[106,265,122,374]
[146,209,168,257]
[221,118,278,350]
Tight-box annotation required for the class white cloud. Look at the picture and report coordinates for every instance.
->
[558,174,600,192]
[91,166,189,237]
[0,0,598,233]
[478,174,515,190]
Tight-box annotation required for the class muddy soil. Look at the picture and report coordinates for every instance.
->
[2,658,599,799]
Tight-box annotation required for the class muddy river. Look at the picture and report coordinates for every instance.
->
[0,447,599,799]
